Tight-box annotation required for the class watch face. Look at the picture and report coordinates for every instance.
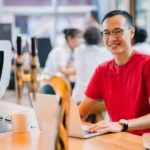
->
[119,119,128,131]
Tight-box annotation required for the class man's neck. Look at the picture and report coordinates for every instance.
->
[114,49,134,66]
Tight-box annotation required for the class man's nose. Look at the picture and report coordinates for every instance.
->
[108,33,117,41]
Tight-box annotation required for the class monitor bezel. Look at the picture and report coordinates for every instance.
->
[0,40,12,99]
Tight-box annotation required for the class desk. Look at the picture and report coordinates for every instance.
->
[0,102,144,150]
[0,129,144,150]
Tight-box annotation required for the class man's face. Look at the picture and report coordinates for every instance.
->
[102,15,135,55]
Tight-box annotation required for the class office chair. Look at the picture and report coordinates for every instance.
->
[45,74,71,150]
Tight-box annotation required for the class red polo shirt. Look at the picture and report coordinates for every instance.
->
[85,51,150,135]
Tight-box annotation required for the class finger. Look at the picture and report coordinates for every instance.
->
[97,127,109,134]
[89,123,108,133]
[88,124,99,133]
[88,120,108,133]
[97,120,107,125]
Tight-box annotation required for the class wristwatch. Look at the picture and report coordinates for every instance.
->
[119,119,128,131]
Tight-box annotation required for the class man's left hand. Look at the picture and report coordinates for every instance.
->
[88,120,123,133]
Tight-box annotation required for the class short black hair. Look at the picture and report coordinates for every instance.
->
[102,10,133,27]
[84,27,101,45]
[63,28,82,41]
[133,26,147,43]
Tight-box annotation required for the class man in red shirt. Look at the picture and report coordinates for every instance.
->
[79,10,150,135]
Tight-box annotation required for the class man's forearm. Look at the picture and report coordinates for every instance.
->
[128,113,150,131]
[79,97,98,120]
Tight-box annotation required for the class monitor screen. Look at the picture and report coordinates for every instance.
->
[36,38,52,68]
[0,24,12,42]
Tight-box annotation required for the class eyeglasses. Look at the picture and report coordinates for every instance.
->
[101,27,131,39]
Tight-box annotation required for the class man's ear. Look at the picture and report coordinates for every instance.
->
[130,26,135,39]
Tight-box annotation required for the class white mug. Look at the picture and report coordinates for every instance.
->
[2,111,32,133]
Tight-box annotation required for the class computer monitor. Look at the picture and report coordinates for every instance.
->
[0,23,12,42]
[0,40,12,98]
[36,37,52,68]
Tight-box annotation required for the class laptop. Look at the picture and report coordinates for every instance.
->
[30,93,105,138]
[68,99,105,138]
[30,93,59,130]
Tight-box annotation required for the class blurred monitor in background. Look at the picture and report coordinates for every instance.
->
[0,24,12,42]
[36,37,52,68]
[15,15,28,34]
[0,52,4,80]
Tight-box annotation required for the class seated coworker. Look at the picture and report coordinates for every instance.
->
[79,10,150,136]
[41,28,82,93]
[42,28,82,78]
[132,26,150,55]
[72,27,112,103]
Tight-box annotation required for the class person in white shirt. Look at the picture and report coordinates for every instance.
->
[132,26,150,55]
[72,27,112,103]
[41,28,82,94]
[42,28,82,78]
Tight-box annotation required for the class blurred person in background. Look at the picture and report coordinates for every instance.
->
[42,28,82,78]
[132,26,150,55]
[41,28,82,93]
[72,27,112,103]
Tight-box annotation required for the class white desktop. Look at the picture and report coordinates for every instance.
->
[0,40,12,132]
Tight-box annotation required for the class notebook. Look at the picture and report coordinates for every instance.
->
[29,93,59,130]
[68,99,105,138]
[30,93,105,138]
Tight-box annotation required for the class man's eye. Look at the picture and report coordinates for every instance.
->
[103,32,110,35]
[114,30,122,34]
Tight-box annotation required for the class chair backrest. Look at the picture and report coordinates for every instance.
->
[36,37,52,68]
[48,74,71,150]
[49,74,71,98]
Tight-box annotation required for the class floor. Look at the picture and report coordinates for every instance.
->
[1,88,32,108]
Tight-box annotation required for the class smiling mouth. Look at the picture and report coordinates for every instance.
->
[109,43,120,49]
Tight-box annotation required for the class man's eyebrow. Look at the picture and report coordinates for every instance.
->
[103,28,123,32]
[103,29,110,32]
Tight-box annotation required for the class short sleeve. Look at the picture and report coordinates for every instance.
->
[144,58,150,97]
[84,66,103,100]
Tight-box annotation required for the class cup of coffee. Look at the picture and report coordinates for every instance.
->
[2,111,32,133]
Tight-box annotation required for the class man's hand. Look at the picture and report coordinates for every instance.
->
[88,120,123,133]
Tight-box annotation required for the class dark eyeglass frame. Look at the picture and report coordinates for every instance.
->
[101,27,132,39]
